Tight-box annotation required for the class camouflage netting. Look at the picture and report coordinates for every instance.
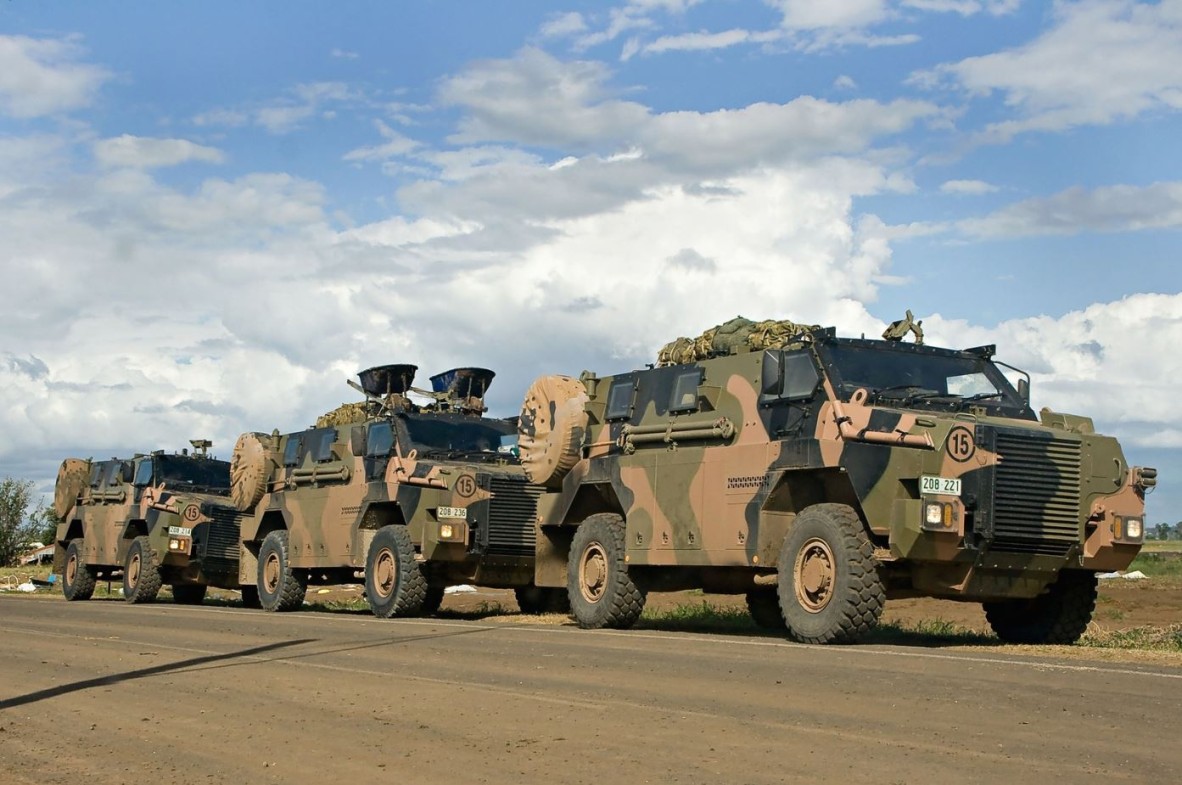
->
[54,458,91,520]
[518,375,590,489]
[230,432,277,512]
[316,401,370,428]
[656,316,820,366]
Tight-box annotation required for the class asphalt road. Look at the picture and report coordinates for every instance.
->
[1,596,1178,785]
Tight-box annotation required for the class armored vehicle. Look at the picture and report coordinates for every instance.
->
[52,441,245,605]
[231,364,563,616]
[519,316,1156,644]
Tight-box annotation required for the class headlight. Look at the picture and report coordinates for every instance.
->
[921,501,956,531]
[1124,517,1143,541]
[440,523,455,540]
[925,504,943,525]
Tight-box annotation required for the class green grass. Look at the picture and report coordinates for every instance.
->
[1141,540,1182,554]
[639,600,758,634]
[1081,625,1182,653]
[1128,551,1182,578]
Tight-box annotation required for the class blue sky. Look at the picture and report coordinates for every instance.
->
[1,1,1180,522]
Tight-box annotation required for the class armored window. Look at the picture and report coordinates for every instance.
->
[668,369,702,413]
[306,427,338,463]
[366,422,395,457]
[605,378,636,421]
[282,435,303,467]
[132,459,153,487]
[100,461,124,488]
[89,464,103,488]
[781,353,820,400]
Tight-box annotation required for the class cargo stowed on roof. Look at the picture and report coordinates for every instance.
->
[231,363,561,618]
[518,312,1156,645]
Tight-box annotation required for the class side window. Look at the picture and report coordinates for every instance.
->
[89,464,103,488]
[133,459,153,487]
[366,422,394,457]
[282,434,303,467]
[668,368,702,414]
[605,378,636,421]
[781,353,820,399]
[307,428,338,463]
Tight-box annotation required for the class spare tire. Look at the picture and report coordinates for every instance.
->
[54,458,91,520]
[518,375,589,488]
[230,432,276,512]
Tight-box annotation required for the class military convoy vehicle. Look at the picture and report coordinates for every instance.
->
[52,441,245,605]
[519,316,1156,644]
[230,365,564,616]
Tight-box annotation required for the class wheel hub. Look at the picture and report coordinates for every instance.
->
[374,548,396,599]
[128,553,141,587]
[264,552,281,592]
[795,538,835,613]
[579,542,608,603]
[66,554,77,585]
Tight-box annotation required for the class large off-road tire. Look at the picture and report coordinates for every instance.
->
[61,539,97,601]
[746,590,786,630]
[257,530,307,612]
[240,585,262,609]
[567,513,646,629]
[230,432,275,512]
[421,586,446,616]
[515,585,572,615]
[518,375,589,488]
[54,458,90,520]
[983,570,1097,645]
[777,503,885,644]
[171,584,208,605]
[364,526,427,618]
[122,536,162,604]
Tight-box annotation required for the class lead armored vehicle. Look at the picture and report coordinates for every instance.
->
[52,441,244,604]
[519,316,1156,644]
[231,365,563,616]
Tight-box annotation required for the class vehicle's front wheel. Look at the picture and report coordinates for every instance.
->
[777,503,885,644]
[567,513,646,629]
[983,570,1097,645]
[515,585,571,615]
[257,530,307,612]
[171,584,207,605]
[62,539,97,601]
[122,536,162,604]
[364,525,427,618]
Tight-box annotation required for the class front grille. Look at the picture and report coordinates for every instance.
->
[989,429,1082,556]
[482,476,541,558]
[201,505,244,568]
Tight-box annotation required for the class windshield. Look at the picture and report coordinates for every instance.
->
[820,342,1029,416]
[153,455,232,490]
[400,413,516,456]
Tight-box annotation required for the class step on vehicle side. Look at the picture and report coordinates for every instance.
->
[232,365,564,616]
[52,440,248,606]
[521,315,1156,644]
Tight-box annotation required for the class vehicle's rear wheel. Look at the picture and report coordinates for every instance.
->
[122,536,162,604]
[777,503,885,644]
[983,570,1097,645]
[240,585,262,609]
[257,530,307,612]
[364,525,427,618]
[567,513,646,629]
[171,584,207,605]
[515,585,571,614]
[745,590,786,630]
[421,586,446,616]
[62,539,97,601]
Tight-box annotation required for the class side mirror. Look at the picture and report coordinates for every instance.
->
[350,425,367,457]
[1018,378,1030,404]
[761,351,783,397]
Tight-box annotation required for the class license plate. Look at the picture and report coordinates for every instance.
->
[437,506,468,520]
[921,475,961,496]
[168,526,192,537]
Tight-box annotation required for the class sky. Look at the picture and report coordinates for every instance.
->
[1,0,1180,524]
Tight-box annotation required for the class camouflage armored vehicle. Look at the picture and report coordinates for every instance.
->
[231,364,564,616]
[52,441,245,605]
[519,316,1156,644]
